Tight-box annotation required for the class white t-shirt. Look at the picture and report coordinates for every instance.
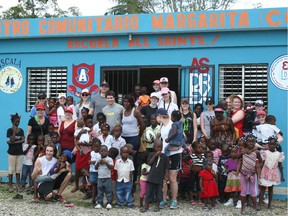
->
[253,124,281,143]
[158,101,179,118]
[160,121,182,156]
[90,151,101,172]
[98,134,113,149]
[57,106,65,126]
[23,144,36,166]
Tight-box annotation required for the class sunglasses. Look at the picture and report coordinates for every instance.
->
[206,103,213,105]
[36,109,44,111]
[82,93,89,96]
[38,97,45,100]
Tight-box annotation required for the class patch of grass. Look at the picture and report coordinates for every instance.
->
[73,200,94,208]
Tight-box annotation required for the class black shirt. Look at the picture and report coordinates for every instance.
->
[183,112,194,144]
[28,117,50,138]
[141,105,157,122]
[147,152,170,185]
[6,128,24,155]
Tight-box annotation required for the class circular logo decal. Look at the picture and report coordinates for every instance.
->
[0,66,23,94]
[270,54,288,90]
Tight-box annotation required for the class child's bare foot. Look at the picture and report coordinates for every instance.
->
[71,187,79,193]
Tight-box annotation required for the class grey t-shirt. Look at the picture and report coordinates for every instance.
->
[102,103,124,130]
[201,110,215,138]
[90,94,107,124]
[98,156,113,178]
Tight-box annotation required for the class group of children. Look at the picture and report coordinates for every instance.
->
[7,98,285,214]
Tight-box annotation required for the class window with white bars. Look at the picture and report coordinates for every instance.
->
[219,64,268,105]
[26,67,67,111]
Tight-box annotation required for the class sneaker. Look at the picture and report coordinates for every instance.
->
[224,198,233,207]
[95,204,102,209]
[159,201,168,208]
[170,200,178,209]
[236,200,242,209]
[106,204,112,209]
[264,197,269,204]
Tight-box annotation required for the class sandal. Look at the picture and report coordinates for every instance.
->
[64,203,75,207]
[13,194,23,199]
[190,200,197,206]
[198,200,204,205]
[140,207,148,212]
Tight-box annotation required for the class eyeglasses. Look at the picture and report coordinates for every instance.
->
[38,97,45,100]
[82,94,89,97]
[36,109,44,111]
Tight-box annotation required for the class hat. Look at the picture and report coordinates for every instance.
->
[255,99,264,107]
[62,150,73,164]
[64,107,73,114]
[181,98,189,104]
[205,97,214,104]
[38,92,46,99]
[155,108,168,116]
[153,80,160,85]
[100,81,109,87]
[257,110,267,117]
[160,77,169,83]
[231,95,244,107]
[81,88,89,94]
[36,104,45,110]
[161,87,170,95]
[57,93,66,99]
[150,92,159,99]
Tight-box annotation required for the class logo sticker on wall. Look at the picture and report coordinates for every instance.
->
[0,66,23,94]
[270,54,288,91]
[68,63,99,97]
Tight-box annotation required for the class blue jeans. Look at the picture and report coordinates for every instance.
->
[97,178,112,206]
[20,164,33,187]
[116,181,133,206]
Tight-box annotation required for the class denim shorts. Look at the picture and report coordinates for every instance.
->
[89,172,98,184]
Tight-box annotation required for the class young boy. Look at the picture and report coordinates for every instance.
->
[115,146,135,207]
[95,145,114,209]
[108,147,119,204]
[110,125,126,158]
[140,138,169,212]
[144,114,161,152]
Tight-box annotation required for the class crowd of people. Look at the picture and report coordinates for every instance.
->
[6,77,285,214]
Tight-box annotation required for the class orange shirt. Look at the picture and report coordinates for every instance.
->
[138,95,150,107]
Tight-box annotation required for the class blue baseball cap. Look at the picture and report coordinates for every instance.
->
[155,108,168,116]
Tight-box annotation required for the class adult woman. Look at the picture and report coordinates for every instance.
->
[59,107,77,152]
[76,89,91,119]
[194,103,204,140]
[122,94,145,151]
[26,104,50,142]
[158,87,179,118]
[31,144,72,202]
[210,105,235,147]
[200,97,215,140]
[57,93,66,126]
[230,95,245,138]
[156,108,181,209]
[180,98,197,144]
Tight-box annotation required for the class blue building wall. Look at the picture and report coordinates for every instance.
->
[0,8,287,198]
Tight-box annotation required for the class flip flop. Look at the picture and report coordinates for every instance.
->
[65,203,75,207]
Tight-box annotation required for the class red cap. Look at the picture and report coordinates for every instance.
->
[153,80,160,85]
[36,104,45,110]
[257,110,267,117]
[65,107,73,114]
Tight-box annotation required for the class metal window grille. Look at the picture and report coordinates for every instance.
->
[101,67,139,104]
[26,67,67,111]
[219,64,268,105]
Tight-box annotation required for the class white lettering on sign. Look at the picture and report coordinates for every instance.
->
[189,72,212,104]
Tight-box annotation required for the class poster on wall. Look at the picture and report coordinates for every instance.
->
[270,54,288,91]
[0,66,22,94]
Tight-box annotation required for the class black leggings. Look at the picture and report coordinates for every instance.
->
[191,171,200,197]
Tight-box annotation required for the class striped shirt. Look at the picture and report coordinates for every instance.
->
[241,151,258,174]
[190,153,205,167]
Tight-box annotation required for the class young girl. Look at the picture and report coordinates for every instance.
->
[66,96,77,120]
[190,141,205,206]
[92,112,106,137]
[207,138,222,165]
[139,152,150,208]
[89,138,101,204]
[237,134,262,214]
[98,123,113,149]
[44,123,54,146]
[199,159,219,210]
[164,110,187,155]
[46,98,58,128]
[258,136,285,209]
[224,146,241,208]
[7,113,25,192]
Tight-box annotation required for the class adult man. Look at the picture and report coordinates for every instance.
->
[158,77,177,105]
[31,145,71,202]
[89,81,110,124]
[29,92,48,118]
[102,90,124,130]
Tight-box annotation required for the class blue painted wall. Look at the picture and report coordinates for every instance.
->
[0,8,287,197]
